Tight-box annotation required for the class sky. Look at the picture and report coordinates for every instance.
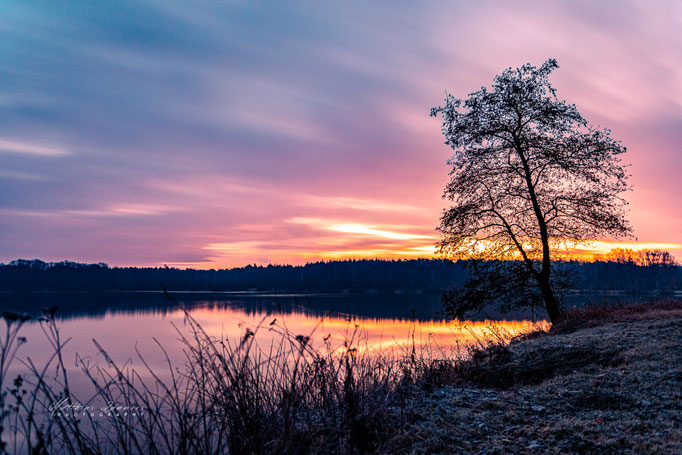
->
[1,0,680,268]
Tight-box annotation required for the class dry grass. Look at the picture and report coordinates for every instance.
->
[379,300,682,454]
[0,303,525,454]
[0,300,679,454]
[552,298,682,333]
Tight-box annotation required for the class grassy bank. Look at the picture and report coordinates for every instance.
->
[0,300,680,454]
[378,300,682,454]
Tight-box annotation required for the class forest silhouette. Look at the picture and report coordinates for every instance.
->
[1,256,677,295]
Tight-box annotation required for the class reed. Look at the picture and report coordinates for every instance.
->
[0,304,538,455]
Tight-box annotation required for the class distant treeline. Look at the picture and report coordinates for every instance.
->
[0,257,679,292]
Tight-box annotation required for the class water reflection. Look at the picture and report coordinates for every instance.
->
[0,290,538,321]
[2,292,546,396]
[183,304,547,354]
[0,293,552,455]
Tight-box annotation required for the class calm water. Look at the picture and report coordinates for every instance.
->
[1,289,668,365]
[0,291,549,453]
[0,289,667,423]
[0,291,545,391]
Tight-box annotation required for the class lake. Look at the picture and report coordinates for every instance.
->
[0,289,667,453]
[0,291,549,453]
[0,291,545,393]
[1,288,669,371]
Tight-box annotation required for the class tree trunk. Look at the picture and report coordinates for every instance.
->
[538,275,561,324]
[513,140,562,324]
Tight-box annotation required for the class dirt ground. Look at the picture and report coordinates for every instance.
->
[377,307,682,454]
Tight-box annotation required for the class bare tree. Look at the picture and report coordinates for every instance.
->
[604,248,677,267]
[431,59,632,323]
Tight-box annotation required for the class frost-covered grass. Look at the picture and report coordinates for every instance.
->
[380,299,682,454]
[0,304,529,454]
[0,299,679,454]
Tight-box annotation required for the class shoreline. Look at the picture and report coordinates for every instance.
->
[371,301,682,453]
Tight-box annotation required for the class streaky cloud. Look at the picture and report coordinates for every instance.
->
[0,138,70,157]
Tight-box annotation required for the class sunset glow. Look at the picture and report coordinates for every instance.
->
[2,4,679,453]
[0,1,680,268]
[155,305,549,354]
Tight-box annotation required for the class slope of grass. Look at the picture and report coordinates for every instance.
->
[378,300,682,454]
[0,300,679,454]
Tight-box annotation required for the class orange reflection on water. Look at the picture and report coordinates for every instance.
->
[184,306,549,356]
[8,303,548,401]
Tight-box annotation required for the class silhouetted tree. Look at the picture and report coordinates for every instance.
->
[431,59,632,323]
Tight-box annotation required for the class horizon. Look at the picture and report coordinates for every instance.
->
[1,1,680,268]
[4,246,681,272]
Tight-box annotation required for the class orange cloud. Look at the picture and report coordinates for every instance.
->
[182,234,681,269]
